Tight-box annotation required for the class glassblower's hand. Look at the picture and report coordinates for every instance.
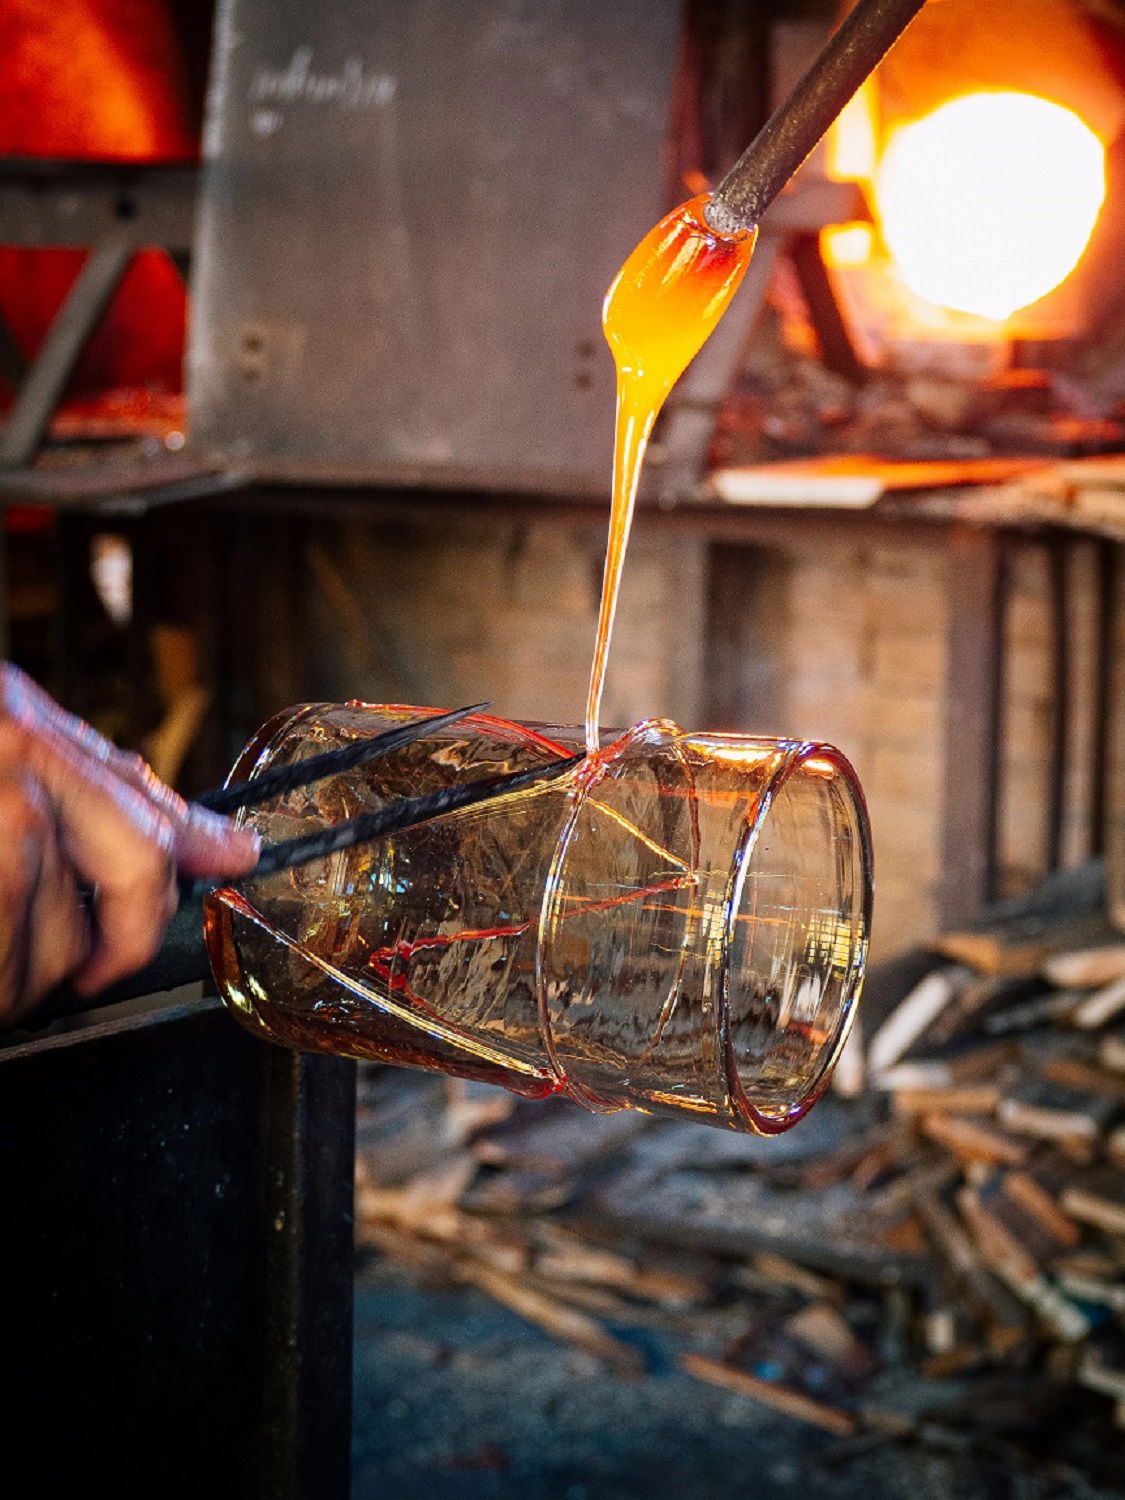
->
[0,663,260,1028]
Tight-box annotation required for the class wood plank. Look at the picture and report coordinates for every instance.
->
[713,455,1051,508]
[680,1353,857,1436]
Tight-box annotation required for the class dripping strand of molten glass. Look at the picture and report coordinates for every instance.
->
[584,386,654,755]
[585,195,756,754]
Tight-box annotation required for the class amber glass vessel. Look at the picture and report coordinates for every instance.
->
[205,704,872,1135]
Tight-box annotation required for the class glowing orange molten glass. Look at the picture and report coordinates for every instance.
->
[874,92,1106,322]
[585,194,756,750]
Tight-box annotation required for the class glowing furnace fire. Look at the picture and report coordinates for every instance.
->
[874,92,1106,322]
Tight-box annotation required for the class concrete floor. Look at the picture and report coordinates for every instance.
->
[350,1258,1121,1500]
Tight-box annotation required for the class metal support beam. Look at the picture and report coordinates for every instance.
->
[0,225,136,468]
[0,157,196,250]
[787,230,867,384]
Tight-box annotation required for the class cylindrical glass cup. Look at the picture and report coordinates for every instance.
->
[204,704,872,1134]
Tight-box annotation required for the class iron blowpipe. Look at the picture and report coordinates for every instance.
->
[704,0,927,237]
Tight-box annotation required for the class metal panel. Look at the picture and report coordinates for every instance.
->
[189,0,680,494]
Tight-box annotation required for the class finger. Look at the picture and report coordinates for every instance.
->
[0,719,180,993]
[0,772,39,1024]
[0,772,89,1026]
[2,662,128,772]
[56,732,261,876]
[78,746,259,878]
[171,802,260,878]
[80,752,261,878]
[74,859,178,997]
[2,663,259,879]
[24,811,91,1009]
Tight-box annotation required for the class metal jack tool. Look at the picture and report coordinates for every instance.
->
[40,703,582,1021]
[180,703,582,899]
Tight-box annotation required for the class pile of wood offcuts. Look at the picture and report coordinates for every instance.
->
[354,860,1125,1490]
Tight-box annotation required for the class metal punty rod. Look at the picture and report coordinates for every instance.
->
[704,0,927,237]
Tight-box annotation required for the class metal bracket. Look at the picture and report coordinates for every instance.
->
[0,224,138,468]
[0,158,198,470]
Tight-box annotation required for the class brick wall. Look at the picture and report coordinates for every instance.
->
[766,540,949,960]
[302,511,706,735]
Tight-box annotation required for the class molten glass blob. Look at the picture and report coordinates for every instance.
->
[874,92,1105,321]
[585,195,756,752]
[205,705,872,1135]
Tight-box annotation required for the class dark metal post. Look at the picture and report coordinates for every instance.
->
[0,994,356,1499]
[0,306,27,393]
[1089,539,1119,858]
[786,231,866,383]
[1045,533,1071,873]
[260,1047,357,1500]
[941,524,1006,925]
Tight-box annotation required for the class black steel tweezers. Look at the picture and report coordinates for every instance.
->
[177,703,582,901]
[33,705,581,1027]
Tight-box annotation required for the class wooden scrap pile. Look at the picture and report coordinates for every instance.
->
[354,863,1125,1485]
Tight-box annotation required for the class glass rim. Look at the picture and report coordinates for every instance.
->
[720,739,873,1135]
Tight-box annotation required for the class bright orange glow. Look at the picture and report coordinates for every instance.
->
[826,79,878,182]
[874,92,1105,321]
[688,744,777,767]
[822,223,874,267]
